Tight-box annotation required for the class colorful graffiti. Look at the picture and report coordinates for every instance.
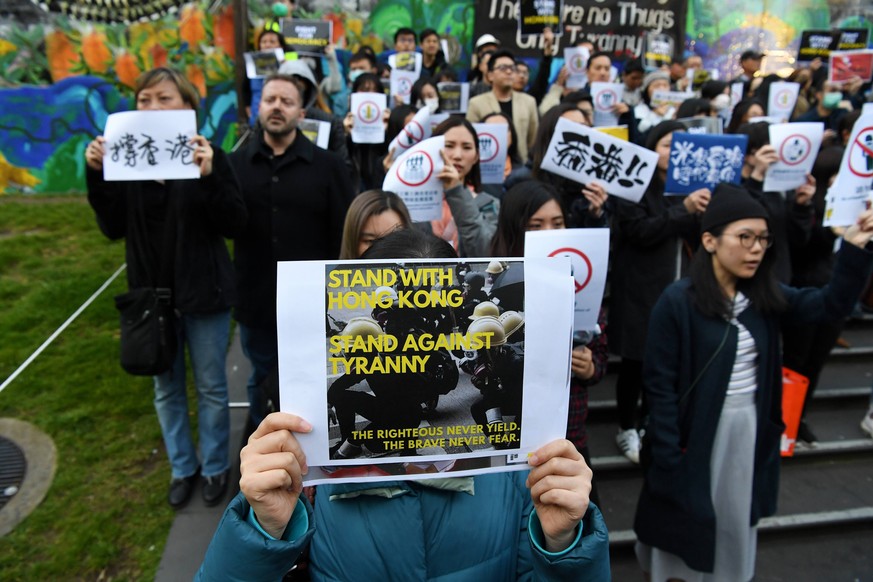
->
[0,0,869,194]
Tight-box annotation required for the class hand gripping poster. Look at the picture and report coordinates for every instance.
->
[275,257,574,485]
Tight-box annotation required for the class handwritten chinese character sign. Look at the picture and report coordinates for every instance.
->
[103,110,200,181]
[664,132,748,195]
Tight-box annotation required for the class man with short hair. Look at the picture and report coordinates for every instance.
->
[394,27,417,53]
[513,60,531,92]
[229,74,354,429]
[467,49,539,163]
[732,49,763,97]
[419,28,445,78]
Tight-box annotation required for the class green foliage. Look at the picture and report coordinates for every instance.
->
[0,198,173,579]
[36,135,91,193]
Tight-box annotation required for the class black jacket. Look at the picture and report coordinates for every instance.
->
[229,131,355,329]
[87,148,246,314]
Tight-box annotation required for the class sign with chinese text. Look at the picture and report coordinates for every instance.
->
[664,132,748,195]
[102,110,199,181]
[383,136,445,221]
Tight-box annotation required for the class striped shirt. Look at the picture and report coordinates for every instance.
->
[726,293,758,396]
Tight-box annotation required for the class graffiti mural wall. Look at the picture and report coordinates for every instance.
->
[0,0,870,194]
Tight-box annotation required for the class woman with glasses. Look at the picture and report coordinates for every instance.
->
[633,184,873,581]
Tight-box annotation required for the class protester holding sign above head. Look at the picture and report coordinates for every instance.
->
[467,49,540,164]
[85,67,246,510]
[634,184,873,582]
[609,120,710,464]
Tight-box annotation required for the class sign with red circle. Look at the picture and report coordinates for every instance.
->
[478,131,501,163]
[548,247,593,293]
[848,127,873,178]
[595,89,618,112]
[356,100,381,124]
[395,149,434,187]
[399,120,425,149]
[397,77,413,96]
[779,133,812,166]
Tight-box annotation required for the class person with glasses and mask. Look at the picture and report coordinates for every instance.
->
[634,184,873,581]
[466,49,540,164]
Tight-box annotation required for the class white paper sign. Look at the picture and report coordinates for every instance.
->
[275,256,575,485]
[388,51,423,74]
[390,69,420,105]
[767,81,800,122]
[102,110,200,181]
[243,49,285,79]
[590,82,624,127]
[564,47,590,89]
[437,82,470,114]
[651,90,694,108]
[524,229,609,333]
[383,135,445,221]
[299,118,331,150]
[825,111,873,226]
[350,92,386,144]
[388,106,432,155]
[473,123,509,185]
[539,117,658,203]
[763,122,823,192]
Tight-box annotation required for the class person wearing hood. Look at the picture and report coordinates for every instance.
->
[634,70,675,136]
[278,59,352,174]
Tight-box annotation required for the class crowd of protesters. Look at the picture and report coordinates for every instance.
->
[83,13,873,581]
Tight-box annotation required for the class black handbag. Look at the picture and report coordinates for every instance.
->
[115,197,178,376]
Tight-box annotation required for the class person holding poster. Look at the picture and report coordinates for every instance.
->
[610,120,709,464]
[345,73,390,191]
[197,229,611,582]
[795,79,851,138]
[634,71,676,135]
[242,24,289,127]
[85,67,246,509]
[634,185,873,581]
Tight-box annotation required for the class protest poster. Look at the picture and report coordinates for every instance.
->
[730,82,744,106]
[473,123,509,185]
[664,132,748,195]
[837,29,869,51]
[350,92,386,144]
[675,116,723,135]
[829,50,873,84]
[525,229,609,334]
[429,112,450,133]
[825,110,873,226]
[518,0,562,36]
[643,31,674,70]
[387,107,432,156]
[651,90,693,109]
[389,51,423,74]
[437,82,470,114]
[275,256,575,484]
[102,110,200,181]
[243,49,285,79]
[597,125,629,141]
[390,69,420,105]
[767,81,800,122]
[564,46,590,90]
[298,119,331,150]
[540,117,658,203]
[797,30,839,63]
[383,136,445,221]
[763,123,823,192]
[282,19,332,57]
[590,82,623,127]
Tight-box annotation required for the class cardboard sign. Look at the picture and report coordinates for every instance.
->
[276,256,574,485]
[473,123,509,185]
[102,110,200,181]
[282,19,332,57]
[383,135,445,222]
[763,122,824,192]
[664,132,748,195]
[829,50,873,84]
[243,49,285,79]
[589,82,624,127]
[767,81,800,122]
[437,82,470,114]
[540,117,658,203]
[518,0,563,36]
[564,46,590,90]
[350,92,386,144]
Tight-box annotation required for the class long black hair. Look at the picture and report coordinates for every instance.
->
[489,180,565,257]
[689,223,787,318]
[433,116,482,191]
[481,111,521,165]
[362,227,457,260]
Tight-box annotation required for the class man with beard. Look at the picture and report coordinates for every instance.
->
[229,74,354,428]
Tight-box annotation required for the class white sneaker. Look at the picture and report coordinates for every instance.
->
[616,428,641,464]
[861,408,873,439]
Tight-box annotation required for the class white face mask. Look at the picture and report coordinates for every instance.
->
[424,97,440,113]
[712,93,731,111]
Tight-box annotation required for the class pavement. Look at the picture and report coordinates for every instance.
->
[155,329,251,582]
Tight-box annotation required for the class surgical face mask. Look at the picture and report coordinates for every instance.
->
[423,97,440,113]
[348,69,365,84]
[822,91,842,110]
[712,93,731,112]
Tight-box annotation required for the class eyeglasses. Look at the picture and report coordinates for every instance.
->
[493,65,517,73]
[723,232,774,249]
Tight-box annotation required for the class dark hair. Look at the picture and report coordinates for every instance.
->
[420,28,439,42]
[587,51,612,69]
[752,74,782,106]
[349,50,376,70]
[436,67,459,83]
[810,145,845,215]
[352,72,384,94]
[362,228,457,260]
[135,67,200,113]
[257,29,288,52]
[645,119,686,150]
[623,57,644,75]
[676,98,714,119]
[562,91,593,107]
[488,49,517,71]
[393,27,417,44]
[839,109,861,140]
[531,102,587,177]
[433,117,482,191]
[261,74,307,105]
[340,190,413,259]
[726,98,764,134]
[490,180,565,257]
[410,77,440,109]
[385,104,417,145]
[689,222,786,318]
[700,80,728,101]
[733,122,769,153]
[482,111,521,164]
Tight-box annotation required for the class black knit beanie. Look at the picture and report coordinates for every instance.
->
[700,183,769,234]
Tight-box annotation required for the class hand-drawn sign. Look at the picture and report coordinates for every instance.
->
[849,127,873,178]
[357,100,381,124]
[548,247,592,293]
[595,89,618,112]
[395,149,434,187]
[478,131,501,163]
[779,134,812,166]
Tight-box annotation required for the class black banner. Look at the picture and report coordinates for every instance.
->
[837,29,869,51]
[797,30,839,63]
[518,0,563,37]
[282,19,332,57]
[475,0,687,62]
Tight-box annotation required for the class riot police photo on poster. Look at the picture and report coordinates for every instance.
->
[275,257,575,485]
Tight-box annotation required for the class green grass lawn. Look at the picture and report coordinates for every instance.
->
[0,196,174,580]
